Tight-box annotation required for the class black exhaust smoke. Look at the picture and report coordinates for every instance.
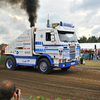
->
[0,0,40,27]
[22,0,40,27]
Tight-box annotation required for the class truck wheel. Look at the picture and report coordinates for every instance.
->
[38,58,52,74]
[61,67,70,71]
[5,56,16,70]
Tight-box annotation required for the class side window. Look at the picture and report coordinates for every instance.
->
[46,32,51,41]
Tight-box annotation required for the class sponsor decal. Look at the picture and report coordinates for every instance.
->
[16,41,23,42]
[59,52,62,56]
[25,51,30,54]
[24,48,30,50]
[71,62,75,65]
[23,43,31,45]
[22,60,30,63]
[40,34,43,38]
[18,36,30,39]
[16,51,19,54]
[16,44,23,46]
[23,39,30,42]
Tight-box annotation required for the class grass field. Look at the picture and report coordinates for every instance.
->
[79,60,100,67]
[0,55,7,64]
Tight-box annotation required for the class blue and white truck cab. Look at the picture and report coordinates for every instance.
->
[5,21,80,74]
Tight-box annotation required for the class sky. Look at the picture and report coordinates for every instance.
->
[0,0,100,44]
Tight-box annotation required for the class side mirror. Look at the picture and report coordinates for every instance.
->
[51,33,55,42]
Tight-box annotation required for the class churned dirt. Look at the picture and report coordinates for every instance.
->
[0,65,100,100]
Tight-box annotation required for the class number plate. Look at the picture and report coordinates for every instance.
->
[71,62,75,65]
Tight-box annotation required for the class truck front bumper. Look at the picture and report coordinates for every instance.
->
[59,61,80,68]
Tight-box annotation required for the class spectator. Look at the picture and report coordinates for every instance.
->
[88,49,92,60]
[98,49,100,57]
[81,49,84,53]
[91,49,94,60]
[84,49,88,54]
[96,49,98,56]
[0,80,21,100]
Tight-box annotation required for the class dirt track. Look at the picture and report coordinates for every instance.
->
[0,65,100,100]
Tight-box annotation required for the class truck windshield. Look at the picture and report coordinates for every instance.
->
[58,31,77,42]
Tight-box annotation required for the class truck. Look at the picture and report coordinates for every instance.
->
[4,21,80,74]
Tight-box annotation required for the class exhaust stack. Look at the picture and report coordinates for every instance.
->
[31,27,36,55]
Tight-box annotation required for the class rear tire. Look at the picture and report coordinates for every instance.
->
[5,56,16,70]
[38,58,52,74]
[61,67,70,71]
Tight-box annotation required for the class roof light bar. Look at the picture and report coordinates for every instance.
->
[60,21,73,28]
[47,21,74,28]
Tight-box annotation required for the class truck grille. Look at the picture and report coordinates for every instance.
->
[70,46,75,59]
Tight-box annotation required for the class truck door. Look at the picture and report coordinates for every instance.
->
[44,31,57,54]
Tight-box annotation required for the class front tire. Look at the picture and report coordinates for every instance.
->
[38,58,52,74]
[5,56,16,70]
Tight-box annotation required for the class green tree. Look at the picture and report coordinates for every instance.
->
[0,43,8,50]
[97,37,100,42]
[79,36,87,43]
[87,36,98,43]
[87,37,92,43]
[91,36,98,43]
[79,36,100,43]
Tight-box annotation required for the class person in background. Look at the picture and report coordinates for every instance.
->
[81,49,84,53]
[98,49,100,58]
[84,49,88,54]
[0,80,21,100]
[96,49,98,56]
[96,49,99,60]
[88,49,92,60]
[91,49,94,60]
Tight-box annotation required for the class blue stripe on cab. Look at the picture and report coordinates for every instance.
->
[35,49,58,52]
[35,49,46,52]
[35,42,42,45]
[35,42,68,47]
[45,49,58,51]
[63,49,69,51]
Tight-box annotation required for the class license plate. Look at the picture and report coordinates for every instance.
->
[71,62,75,65]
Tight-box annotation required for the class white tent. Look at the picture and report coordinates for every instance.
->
[80,43,100,50]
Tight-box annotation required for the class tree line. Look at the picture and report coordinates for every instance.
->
[78,36,100,43]
[0,43,8,50]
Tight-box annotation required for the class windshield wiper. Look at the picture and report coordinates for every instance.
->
[64,40,68,42]
[71,41,77,42]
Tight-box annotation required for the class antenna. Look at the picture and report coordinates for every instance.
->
[48,14,49,20]
[47,14,50,28]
